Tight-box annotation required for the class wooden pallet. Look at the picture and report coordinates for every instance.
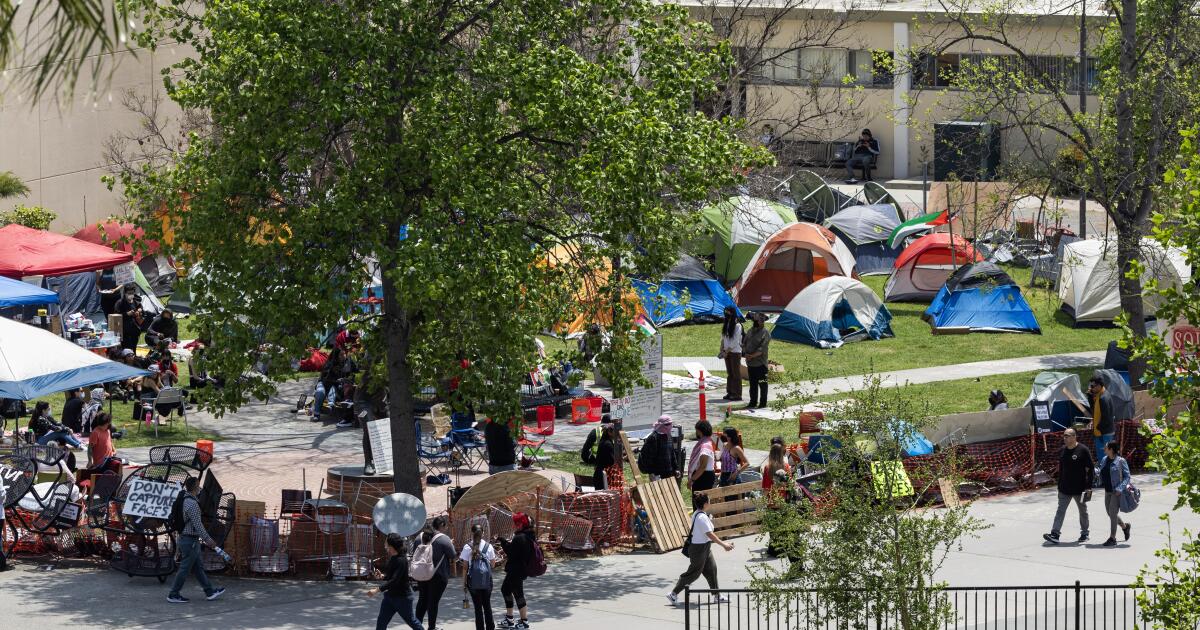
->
[698,480,762,538]
[632,477,690,553]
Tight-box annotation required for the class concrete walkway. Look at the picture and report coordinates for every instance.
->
[4,472,1193,630]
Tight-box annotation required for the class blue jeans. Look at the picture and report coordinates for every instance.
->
[1095,433,1114,459]
[311,382,337,417]
[377,590,424,630]
[37,430,81,448]
[169,535,215,597]
[489,463,516,475]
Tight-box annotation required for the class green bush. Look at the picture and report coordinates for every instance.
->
[0,205,58,230]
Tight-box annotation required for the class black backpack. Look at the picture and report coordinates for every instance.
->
[169,492,194,531]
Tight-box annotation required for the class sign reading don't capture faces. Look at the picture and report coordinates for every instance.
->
[121,479,181,520]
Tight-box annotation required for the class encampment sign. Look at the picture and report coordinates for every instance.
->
[122,479,180,520]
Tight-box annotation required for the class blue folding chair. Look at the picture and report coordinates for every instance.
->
[415,420,457,475]
[449,412,488,471]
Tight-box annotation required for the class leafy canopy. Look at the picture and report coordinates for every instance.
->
[119,0,763,426]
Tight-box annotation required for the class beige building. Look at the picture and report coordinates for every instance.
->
[0,34,188,233]
[1,1,1105,232]
[684,0,1105,180]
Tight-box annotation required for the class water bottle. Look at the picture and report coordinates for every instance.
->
[215,547,232,563]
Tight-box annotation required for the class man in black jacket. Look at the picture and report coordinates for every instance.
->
[60,388,84,433]
[637,415,680,481]
[1087,375,1116,459]
[114,286,144,351]
[1044,428,1094,544]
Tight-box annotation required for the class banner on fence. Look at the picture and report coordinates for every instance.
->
[122,479,181,519]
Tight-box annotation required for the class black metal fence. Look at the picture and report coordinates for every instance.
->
[683,582,1185,630]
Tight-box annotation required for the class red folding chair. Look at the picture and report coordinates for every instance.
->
[518,406,555,468]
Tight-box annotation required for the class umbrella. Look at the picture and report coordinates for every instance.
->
[0,317,149,400]
[0,276,59,308]
[888,210,950,249]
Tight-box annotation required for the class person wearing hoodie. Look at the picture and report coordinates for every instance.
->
[497,512,538,628]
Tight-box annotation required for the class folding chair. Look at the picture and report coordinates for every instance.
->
[415,420,457,475]
[137,387,188,437]
[518,412,554,469]
[449,413,488,471]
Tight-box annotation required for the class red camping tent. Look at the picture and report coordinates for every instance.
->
[73,220,160,262]
[0,224,133,278]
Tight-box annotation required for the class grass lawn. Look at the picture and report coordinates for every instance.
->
[724,366,1094,452]
[658,266,1117,382]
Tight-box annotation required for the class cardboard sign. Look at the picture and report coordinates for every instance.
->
[113,262,136,287]
[611,334,662,425]
[366,419,394,475]
[1030,401,1054,434]
[871,460,914,498]
[1161,318,1200,358]
[121,479,181,520]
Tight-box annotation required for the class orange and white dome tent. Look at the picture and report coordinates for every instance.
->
[731,222,858,311]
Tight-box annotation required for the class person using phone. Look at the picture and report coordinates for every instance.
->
[1043,428,1095,544]
[844,128,880,184]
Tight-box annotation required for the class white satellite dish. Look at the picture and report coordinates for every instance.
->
[372,493,426,536]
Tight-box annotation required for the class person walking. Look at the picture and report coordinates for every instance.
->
[687,420,717,493]
[666,493,734,606]
[415,516,455,630]
[717,427,749,486]
[460,524,498,630]
[1098,441,1133,547]
[1043,428,1094,544]
[1087,376,1116,459]
[497,512,537,628]
[167,476,226,603]
[718,307,743,401]
[637,415,680,482]
[368,533,424,630]
[742,312,771,410]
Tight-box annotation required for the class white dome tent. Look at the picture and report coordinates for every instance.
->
[1058,238,1191,325]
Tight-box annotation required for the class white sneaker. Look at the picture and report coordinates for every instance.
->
[666,592,679,607]
[716,595,729,603]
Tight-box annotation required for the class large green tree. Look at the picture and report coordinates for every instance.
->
[120,0,760,497]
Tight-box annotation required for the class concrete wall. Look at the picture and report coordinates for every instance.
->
[927,407,1033,445]
[0,39,187,233]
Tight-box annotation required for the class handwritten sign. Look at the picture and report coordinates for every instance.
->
[367,419,394,475]
[121,479,180,520]
[612,334,663,425]
[113,262,136,287]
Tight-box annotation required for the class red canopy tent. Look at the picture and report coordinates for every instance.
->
[0,224,133,278]
[73,220,160,263]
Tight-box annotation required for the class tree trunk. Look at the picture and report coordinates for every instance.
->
[1115,223,1148,384]
[381,264,423,498]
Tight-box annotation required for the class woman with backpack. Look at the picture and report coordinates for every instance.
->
[413,516,455,630]
[497,512,539,628]
[460,524,498,630]
[368,533,424,630]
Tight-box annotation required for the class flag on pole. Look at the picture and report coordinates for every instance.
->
[887,210,954,249]
[633,314,656,337]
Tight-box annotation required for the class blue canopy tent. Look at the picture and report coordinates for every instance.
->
[634,255,740,327]
[0,276,59,308]
[0,317,149,400]
[923,262,1041,334]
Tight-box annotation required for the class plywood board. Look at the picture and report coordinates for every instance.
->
[227,499,266,566]
[451,470,561,513]
[938,478,963,508]
[632,477,689,553]
[619,430,643,487]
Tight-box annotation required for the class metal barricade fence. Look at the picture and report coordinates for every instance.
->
[684,582,1186,630]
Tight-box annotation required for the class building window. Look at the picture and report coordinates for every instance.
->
[914,51,1097,92]
[852,49,894,87]
[799,48,848,84]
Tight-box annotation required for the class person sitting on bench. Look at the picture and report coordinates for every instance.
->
[845,128,880,184]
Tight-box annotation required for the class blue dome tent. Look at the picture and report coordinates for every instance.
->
[923,262,1041,334]
[634,255,740,327]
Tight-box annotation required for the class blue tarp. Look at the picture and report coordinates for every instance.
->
[924,284,1041,334]
[0,276,58,308]
[633,278,740,327]
[890,420,934,456]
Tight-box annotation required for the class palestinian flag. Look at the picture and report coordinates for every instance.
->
[887,210,952,249]
[634,314,656,337]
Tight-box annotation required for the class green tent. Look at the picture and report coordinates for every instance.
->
[697,196,796,283]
